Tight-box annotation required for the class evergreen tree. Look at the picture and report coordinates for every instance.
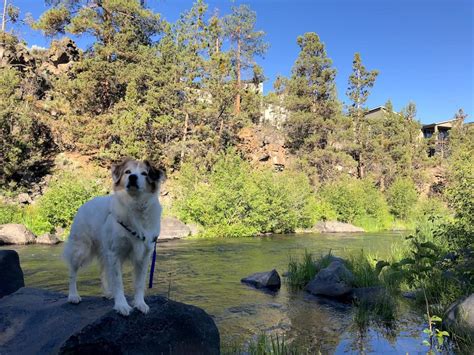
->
[223,4,267,114]
[346,52,378,178]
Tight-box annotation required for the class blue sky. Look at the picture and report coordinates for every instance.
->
[10,0,474,123]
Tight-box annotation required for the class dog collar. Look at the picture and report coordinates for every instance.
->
[117,220,158,242]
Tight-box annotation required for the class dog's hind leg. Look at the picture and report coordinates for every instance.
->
[64,237,93,304]
[100,261,112,299]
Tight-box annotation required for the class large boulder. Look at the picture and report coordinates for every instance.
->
[0,250,25,298]
[0,287,220,355]
[159,217,192,240]
[0,224,36,245]
[241,269,281,290]
[305,261,354,298]
[313,221,365,233]
[443,293,474,337]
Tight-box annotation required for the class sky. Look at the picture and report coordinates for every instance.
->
[9,0,474,124]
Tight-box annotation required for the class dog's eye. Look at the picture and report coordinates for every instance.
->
[141,172,148,176]
[125,170,131,174]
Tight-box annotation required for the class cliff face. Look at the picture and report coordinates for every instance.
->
[237,126,290,171]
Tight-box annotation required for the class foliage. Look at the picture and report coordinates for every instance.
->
[35,172,107,233]
[347,251,381,288]
[422,292,450,354]
[346,52,378,179]
[319,177,392,230]
[0,67,56,188]
[286,250,318,290]
[386,177,419,220]
[223,334,302,355]
[174,152,316,237]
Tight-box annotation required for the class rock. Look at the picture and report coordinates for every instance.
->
[349,286,385,305]
[0,287,220,355]
[0,224,36,245]
[17,193,32,204]
[443,293,474,337]
[402,290,419,300]
[237,126,289,170]
[305,261,354,298]
[186,222,201,236]
[241,269,281,290]
[315,255,346,268]
[0,250,25,298]
[36,233,62,245]
[313,221,365,233]
[159,216,192,240]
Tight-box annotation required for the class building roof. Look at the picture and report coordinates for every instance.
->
[422,118,460,129]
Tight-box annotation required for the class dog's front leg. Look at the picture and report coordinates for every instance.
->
[132,245,152,314]
[106,252,132,316]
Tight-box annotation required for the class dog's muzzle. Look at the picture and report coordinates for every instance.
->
[126,174,139,189]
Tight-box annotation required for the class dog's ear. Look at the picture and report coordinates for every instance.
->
[111,158,130,185]
[144,160,166,182]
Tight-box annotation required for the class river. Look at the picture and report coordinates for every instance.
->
[2,232,428,354]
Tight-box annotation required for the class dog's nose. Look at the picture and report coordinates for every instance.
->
[129,174,138,182]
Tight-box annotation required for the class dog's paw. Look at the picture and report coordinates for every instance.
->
[68,294,82,304]
[114,302,133,316]
[133,300,150,314]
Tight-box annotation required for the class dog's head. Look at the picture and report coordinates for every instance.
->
[111,158,165,195]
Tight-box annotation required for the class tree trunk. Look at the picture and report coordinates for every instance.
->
[234,31,241,114]
[1,0,7,33]
[358,151,364,179]
[180,111,189,163]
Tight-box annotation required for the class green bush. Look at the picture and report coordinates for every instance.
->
[386,177,419,220]
[0,203,22,224]
[34,172,107,235]
[173,151,316,237]
[319,178,391,231]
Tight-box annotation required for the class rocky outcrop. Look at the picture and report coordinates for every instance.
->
[237,126,289,170]
[241,269,281,290]
[159,217,194,240]
[443,293,474,337]
[39,38,80,76]
[0,250,25,298]
[0,224,36,245]
[312,221,365,233]
[0,287,220,355]
[305,261,354,298]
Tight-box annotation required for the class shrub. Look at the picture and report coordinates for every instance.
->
[173,151,317,237]
[0,203,22,224]
[35,172,107,234]
[319,178,391,231]
[386,177,419,220]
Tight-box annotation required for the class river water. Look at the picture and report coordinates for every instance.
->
[2,232,429,354]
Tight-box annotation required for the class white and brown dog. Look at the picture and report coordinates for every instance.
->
[63,158,165,316]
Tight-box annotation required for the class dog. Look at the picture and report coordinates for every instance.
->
[63,158,165,316]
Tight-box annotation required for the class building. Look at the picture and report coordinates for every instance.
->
[421,119,462,157]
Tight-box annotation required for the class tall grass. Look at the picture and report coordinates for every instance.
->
[222,334,305,355]
[286,250,335,290]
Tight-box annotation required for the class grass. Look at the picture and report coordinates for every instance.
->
[286,250,336,290]
[222,334,307,355]
[346,250,382,288]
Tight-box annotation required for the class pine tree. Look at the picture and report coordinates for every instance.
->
[346,52,378,179]
[223,4,267,114]
[284,32,338,151]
